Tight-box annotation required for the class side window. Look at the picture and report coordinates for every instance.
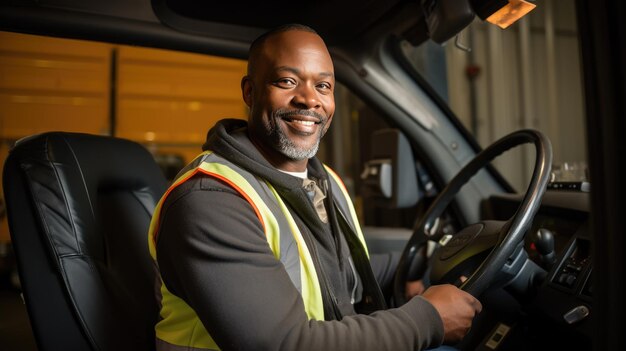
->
[400,0,586,192]
[0,31,247,244]
[0,31,248,173]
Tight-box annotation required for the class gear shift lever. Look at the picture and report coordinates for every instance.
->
[530,228,557,268]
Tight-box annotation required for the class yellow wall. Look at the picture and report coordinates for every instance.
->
[0,32,113,138]
[0,31,248,242]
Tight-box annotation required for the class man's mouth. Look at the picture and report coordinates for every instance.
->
[282,117,318,126]
[275,109,325,124]
[275,109,325,135]
[280,116,320,135]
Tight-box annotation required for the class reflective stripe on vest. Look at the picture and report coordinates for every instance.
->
[148,151,366,350]
[324,165,369,258]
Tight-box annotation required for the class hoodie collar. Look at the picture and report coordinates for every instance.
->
[203,119,329,191]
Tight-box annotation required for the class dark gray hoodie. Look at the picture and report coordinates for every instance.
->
[155,119,444,350]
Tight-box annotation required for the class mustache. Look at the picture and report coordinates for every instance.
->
[273,109,326,121]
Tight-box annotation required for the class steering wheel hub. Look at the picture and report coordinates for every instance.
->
[439,223,484,260]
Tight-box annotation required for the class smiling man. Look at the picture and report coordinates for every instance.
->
[243,26,334,171]
[148,24,481,351]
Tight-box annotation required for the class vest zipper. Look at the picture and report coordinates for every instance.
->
[323,179,344,271]
[298,223,344,321]
[347,257,359,304]
[334,199,388,312]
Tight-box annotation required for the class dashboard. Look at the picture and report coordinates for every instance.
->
[480,190,592,349]
[365,189,593,350]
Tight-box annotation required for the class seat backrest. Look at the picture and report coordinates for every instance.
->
[2,132,168,351]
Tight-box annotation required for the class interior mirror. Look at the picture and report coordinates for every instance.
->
[361,159,393,199]
[421,0,475,43]
[361,129,420,208]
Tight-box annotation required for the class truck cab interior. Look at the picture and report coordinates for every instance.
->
[0,0,624,350]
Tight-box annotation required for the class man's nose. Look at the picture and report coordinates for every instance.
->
[292,84,321,109]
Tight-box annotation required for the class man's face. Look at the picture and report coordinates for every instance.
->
[243,30,335,171]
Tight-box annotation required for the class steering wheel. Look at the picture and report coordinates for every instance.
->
[393,129,552,305]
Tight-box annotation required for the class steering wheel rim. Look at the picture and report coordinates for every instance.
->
[393,129,552,305]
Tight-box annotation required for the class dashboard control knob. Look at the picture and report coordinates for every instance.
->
[563,305,590,324]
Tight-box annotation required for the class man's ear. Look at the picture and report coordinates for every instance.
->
[241,76,253,107]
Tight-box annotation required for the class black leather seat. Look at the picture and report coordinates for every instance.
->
[2,132,168,351]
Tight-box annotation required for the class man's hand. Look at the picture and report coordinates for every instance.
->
[421,284,482,344]
[405,280,426,299]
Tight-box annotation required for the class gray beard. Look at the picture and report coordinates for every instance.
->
[266,118,323,161]
[275,126,321,160]
[253,107,327,161]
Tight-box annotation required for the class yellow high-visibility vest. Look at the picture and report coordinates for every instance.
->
[148,151,368,350]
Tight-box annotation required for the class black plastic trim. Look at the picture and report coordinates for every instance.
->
[387,35,516,194]
[0,4,249,59]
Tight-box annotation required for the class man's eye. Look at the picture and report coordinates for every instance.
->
[275,79,296,87]
[317,82,332,91]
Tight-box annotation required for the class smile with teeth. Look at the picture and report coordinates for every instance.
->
[281,116,321,135]
[282,116,321,126]
[291,119,315,126]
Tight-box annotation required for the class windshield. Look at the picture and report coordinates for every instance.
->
[400,0,587,192]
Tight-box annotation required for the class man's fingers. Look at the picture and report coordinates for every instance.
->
[405,280,425,299]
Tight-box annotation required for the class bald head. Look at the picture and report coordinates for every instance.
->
[247,24,320,76]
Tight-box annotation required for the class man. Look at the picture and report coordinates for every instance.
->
[148,24,481,350]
